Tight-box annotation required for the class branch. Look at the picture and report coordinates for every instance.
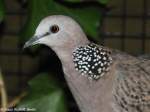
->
[0,69,7,112]
[7,91,27,108]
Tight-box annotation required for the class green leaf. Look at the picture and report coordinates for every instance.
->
[0,0,5,22]
[63,0,82,3]
[21,0,102,43]
[97,0,110,4]
[64,0,109,4]
[63,0,109,4]
[17,73,68,112]
[63,0,81,2]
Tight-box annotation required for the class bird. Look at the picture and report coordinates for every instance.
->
[24,15,150,112]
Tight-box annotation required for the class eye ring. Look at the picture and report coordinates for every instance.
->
[50,25,59,33]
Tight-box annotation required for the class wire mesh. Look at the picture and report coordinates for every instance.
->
[101,0,150,54]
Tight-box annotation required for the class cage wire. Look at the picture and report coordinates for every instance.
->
[101,0,150,54]
[0,0,149,111]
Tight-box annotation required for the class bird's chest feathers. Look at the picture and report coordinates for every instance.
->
[72,43,113,80]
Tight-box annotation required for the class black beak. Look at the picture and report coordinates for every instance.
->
[23,32,50,49]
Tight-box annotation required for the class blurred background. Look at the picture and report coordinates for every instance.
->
[0,0,150,112]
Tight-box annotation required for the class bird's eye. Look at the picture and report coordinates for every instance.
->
[50,25,59,33]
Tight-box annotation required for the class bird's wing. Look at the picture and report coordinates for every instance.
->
[113,58,150,112]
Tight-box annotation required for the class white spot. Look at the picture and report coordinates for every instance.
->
[95,75,100,79]
[95,63,98,66]
[92,66,95,69]
[103,57,107,60]
[94,75,97,78]
[104,61,107,65]
[107,63,111,66]
[100,73,105,77]
[105,67,110,71]
[88,76,93,80]
[101,63,104,66]
[81,73,85,76]
[89,71,92,74]
[98,68,102,73]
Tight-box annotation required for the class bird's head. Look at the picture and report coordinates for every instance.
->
[24,15,88,49]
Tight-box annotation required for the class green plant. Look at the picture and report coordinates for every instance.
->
[17,73,68,112]
[0,0,5,22]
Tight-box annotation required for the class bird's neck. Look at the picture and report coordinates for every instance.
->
[63,58,116,112]
[52,37,90,64]
[51,41,116,112]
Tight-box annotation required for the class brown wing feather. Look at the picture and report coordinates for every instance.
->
[113,59,150,112]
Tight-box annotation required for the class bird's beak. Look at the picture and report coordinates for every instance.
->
[23,32,50,49]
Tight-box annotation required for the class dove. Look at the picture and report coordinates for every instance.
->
[24,15,150,112]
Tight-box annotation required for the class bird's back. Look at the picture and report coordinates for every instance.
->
[112,51,150,112]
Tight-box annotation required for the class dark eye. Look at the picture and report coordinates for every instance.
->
[50,25,59,33]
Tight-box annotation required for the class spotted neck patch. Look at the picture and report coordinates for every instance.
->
[72,43,113,80]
